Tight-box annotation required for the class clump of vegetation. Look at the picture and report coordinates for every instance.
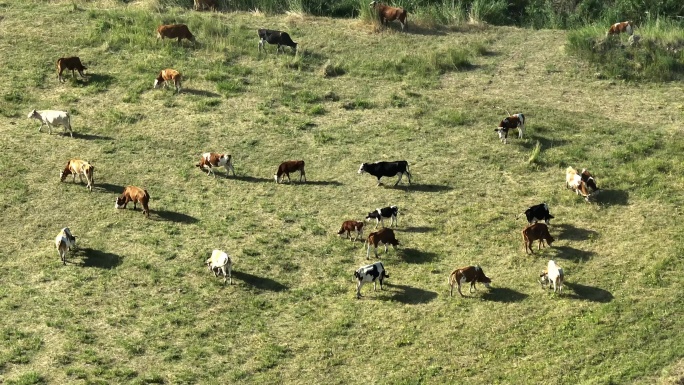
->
[567,21,684,81]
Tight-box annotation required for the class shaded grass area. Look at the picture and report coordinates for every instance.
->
[0,1,683,385]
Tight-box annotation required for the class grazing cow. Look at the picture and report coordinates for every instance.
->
[115,185,150,218]
[27,109,73,137]
[365,205,399,229]
[60,159,94,192]
[522,223,555,254]
[54,227,76,265]
[494,113,525,144]
[154,69,182,93]
[518,203,554,225]
[540,260,564,294]
[566,167,599,201]
[370,1,408,31]
[607,21,633,36]
[358,161,411,186]
[365,228,400,259]
[274,160,306,183]
[157,24,196,44]
[196,152,235,178]
[194,0,218,11]
[354,261,389,299]
[257,29,298,54]
[338,220,364,242]
[449,265,492,297]
[206,249,232,285]
[57,57,88,82]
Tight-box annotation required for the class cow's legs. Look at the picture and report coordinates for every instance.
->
[394,172,403,186]
[356,281,364,298]
[376,177,382,186]
[47,122,53,135]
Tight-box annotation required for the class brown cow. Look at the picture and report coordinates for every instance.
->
[57,57,88,83]
[274,160,306,183]
[522,223,554,254]
[154,69,182,93]
[196,152,235,178]
[449,265,492,297]
[156,24,196,44]
[365,228,399,259]
[607,21,633,36]
[338,220,364,242]
[370,0,408,31]
[60,159,94,192]
[115,186,150,218]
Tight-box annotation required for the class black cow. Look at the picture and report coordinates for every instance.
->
[518,203,554,225]
[365,205,399,229]
[257,29,297,54]
[358,161,411,186]
[354,262,389,299]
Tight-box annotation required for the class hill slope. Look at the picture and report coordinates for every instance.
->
[0,1,682,384]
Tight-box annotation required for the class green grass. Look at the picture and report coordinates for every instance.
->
[1,1,683,384]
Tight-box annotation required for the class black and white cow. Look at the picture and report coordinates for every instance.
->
[519,203,554,225]
[358,161,411,186]
[365,205,399,229]
[354,261,389,299]
[257,29,298,54]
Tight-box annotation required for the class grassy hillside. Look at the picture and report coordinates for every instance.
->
[1,1,683,384]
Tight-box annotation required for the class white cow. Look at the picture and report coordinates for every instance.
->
[28,109,73,137]
[541,260,564,294]
[354,261,389,299]
[54,227,76,265]
[206,249,232,284]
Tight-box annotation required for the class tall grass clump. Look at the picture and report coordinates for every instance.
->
[467,0,509,25]
[567,20,684,81]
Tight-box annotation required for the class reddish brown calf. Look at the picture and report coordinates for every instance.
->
[157,24,196,44]
[338,220,364,242]
[370,1,408,31]
[607,21,633,36]
[115,185,150,218]
[522,223,554,254]
[274,160,306,183]
[57,57,87,82]
[366,228,399,259]
[449,265,492,297]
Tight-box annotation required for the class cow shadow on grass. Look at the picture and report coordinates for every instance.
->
[304,180,343,186]
[399,248,440,264]
[404,25,448,36]
[232,271,288,292]
[597,189,629,206]
[565,282,613,303]
[403,226,435,233]
[551,245,595,262]
[155,210,199,224]
[86,73,115,87]
[73,132,114,141]
[520,133,568,149]
[229,175,273,183]
[557,224,598,241]
[182,88,220,98]
[75,248,123,269]
[481,287,528,303]
[384,283,438,304]
[404,184,453,192]
[94,183,125,194]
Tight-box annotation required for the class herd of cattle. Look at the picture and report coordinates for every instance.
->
[38,4,618,300]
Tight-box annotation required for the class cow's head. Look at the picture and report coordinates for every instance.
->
[114,196,126,209]
[369,0,378,7]
[357,163,367,174]
[27,109,39,119]
[365,212,378,221]
[494,127,508,142]
[546,235,555,247]
[354,271,362,280]
[538,270,549,287]
[205,258,213,270]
